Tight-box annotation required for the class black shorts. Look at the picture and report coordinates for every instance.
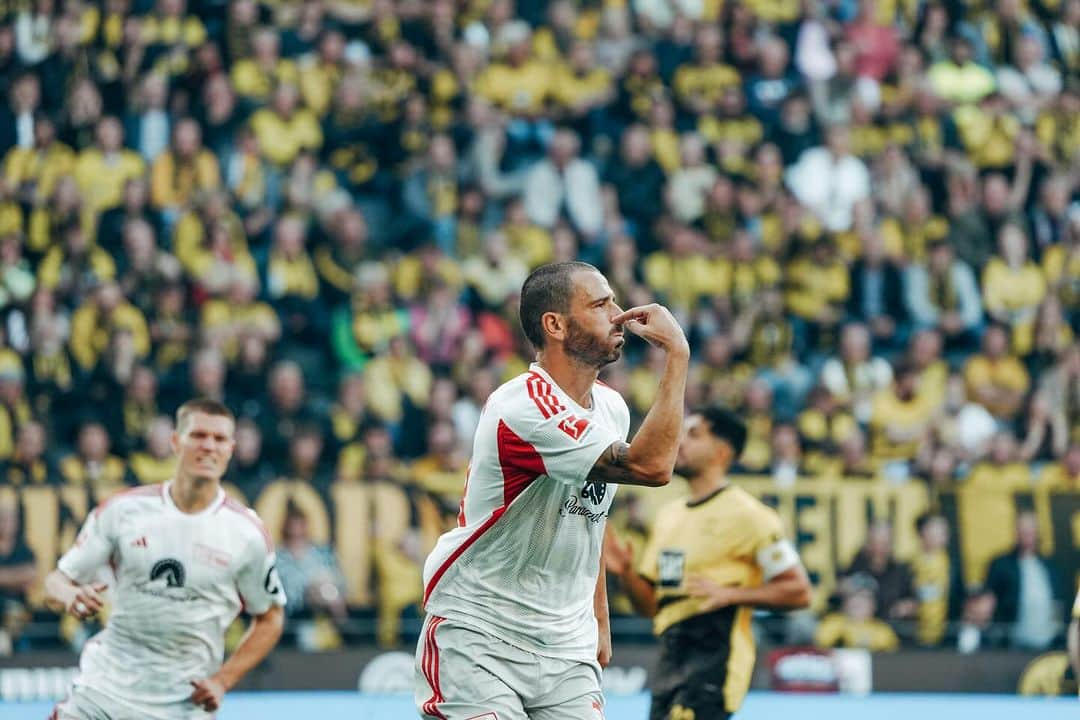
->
[649,684,732,720]
[648,608,738,720]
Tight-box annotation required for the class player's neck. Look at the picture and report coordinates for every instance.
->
[170,474,221,514]
[536,352,598,410]
[687,465,729,503]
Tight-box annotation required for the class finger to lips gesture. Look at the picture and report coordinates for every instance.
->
[612,304,689,355]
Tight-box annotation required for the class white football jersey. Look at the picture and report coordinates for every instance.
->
[58,482,286,718]
[423,363,630,662]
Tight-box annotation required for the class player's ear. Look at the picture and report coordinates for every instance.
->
[541,311,566,342]
[170,431,180,455]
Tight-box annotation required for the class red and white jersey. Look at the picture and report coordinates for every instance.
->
[423,363,630,662]
[58,482,286,718]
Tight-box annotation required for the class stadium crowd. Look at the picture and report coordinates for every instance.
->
[0,0,1077,657]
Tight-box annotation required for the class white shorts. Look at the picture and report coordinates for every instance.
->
[52,684,213,720]
[415,614,606,720]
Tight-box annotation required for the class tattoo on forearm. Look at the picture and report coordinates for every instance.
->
[588,442,644,485]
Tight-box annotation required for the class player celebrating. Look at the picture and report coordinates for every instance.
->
[416,261,689,719]
[606,407,812,720]
[45,399,286,719]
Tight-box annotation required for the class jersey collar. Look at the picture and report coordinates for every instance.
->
[529,362,596,414]
[162,480,227,516]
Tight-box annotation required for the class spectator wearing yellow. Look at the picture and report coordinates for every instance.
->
[673,25,740,116]
[698,86,764,172]
[150,118,220,219]
[969,431,1033,491]
[250,83,323,167]
[955,92,1020,170]
[643,224,721,320]
[1035,86,1080,163]
[0,358,31,462]
[298,29,347,118]
[474,21,551,117]
[911,513,963,646]
[739,289,813,421]
[879,186,949,262]
[551,40,613,121]
[172,192,251,281]
[928,35,996,106]
[1039,444,1080,490]
[963,324,1030,422]
[363,334,433,425]
[982,224,1046,356]
[140,0,208,70]
[231,26,299,103]
[72,116,146,216]
[1,421,52,486]
[59,421,129,495]
[646,98,681,175]
[36,220,116,299]
[797,387,858,476]
[200,275,280,363]
[128,416,177,486]
[69,282,150,372]
[785,239,851,352]
[2,113,74,206]
[1042,223,1080,311]
[412,420,468,504]
[869,361,938,464]
[725,230,781,313]
[265,215,322,341]
[500,198,553,270]
[462,232,529,311]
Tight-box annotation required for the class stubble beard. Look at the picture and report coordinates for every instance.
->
[565,318,621,369]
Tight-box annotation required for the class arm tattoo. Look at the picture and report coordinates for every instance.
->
[587,441,650,485]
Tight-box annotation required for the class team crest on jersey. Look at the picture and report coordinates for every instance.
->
[150,558,186,587]
[558,414,590,441]
[581,478,607,504]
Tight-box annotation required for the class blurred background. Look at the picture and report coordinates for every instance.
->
[0,0,1077,714]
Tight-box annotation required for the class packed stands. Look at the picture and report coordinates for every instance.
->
[0,0,1077,657]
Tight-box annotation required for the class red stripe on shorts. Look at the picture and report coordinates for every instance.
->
[422,616,448,719]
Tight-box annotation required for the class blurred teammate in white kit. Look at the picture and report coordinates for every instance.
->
[45,398,286,719]
[416,262,690,719]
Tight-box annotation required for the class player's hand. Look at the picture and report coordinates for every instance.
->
[603,528,634,579]
[597,625,612,668]
[189,676,226,712]
[686,576,739,611]
[67,583,108,620]
[612,304,689,357]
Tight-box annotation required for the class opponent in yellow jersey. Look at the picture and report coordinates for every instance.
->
[606,408,811,719]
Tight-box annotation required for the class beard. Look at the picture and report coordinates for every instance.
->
[564,317,622,369]
[673,460,696,478]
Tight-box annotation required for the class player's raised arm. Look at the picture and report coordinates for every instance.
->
[588,303,690,487]
[44,502,115,620]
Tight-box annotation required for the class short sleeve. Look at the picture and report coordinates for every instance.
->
[57,509,115,584]
[750,508,801,581]
[236,541,287,616]
[521,414,621,487]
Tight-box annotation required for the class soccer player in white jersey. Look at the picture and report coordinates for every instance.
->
[416,261,690,719]
[44,398,286,719]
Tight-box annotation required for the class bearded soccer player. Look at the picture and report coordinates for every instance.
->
[607,408,812,720]
[416,261,690,719]
[45,399,286,719]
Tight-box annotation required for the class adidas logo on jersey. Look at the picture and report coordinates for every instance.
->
[131,536,148,548]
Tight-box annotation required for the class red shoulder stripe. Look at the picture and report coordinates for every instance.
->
[92,485,162,517]
[527,372,565,419]
[221,498,274,552]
